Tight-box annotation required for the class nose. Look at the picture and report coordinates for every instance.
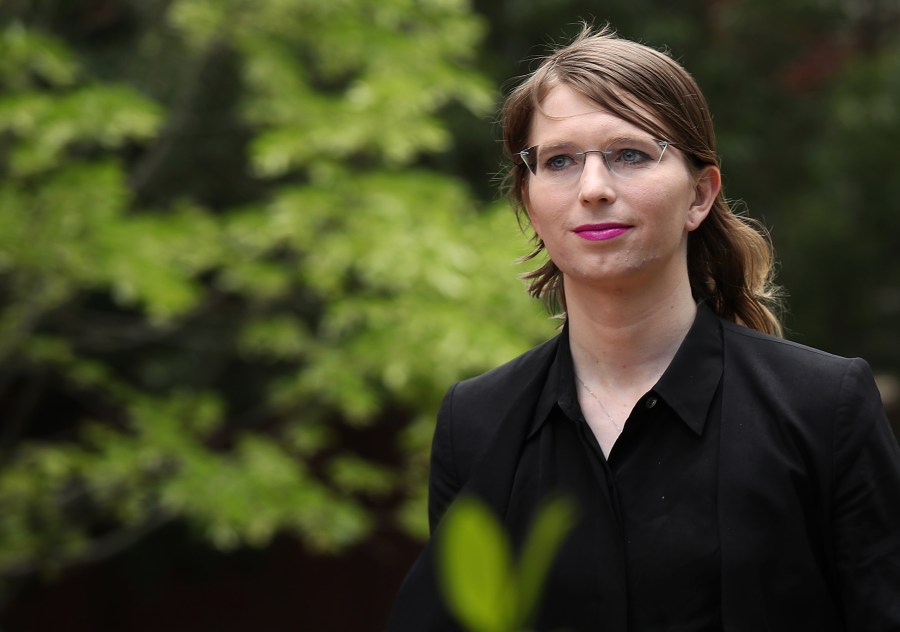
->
[578,152,617,204]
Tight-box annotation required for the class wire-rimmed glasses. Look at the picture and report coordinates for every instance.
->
[517,137,671,185]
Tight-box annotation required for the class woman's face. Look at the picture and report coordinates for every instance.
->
[523,84,719,297]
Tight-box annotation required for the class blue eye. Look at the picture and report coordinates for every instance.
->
[616,148,651,165]
[547,154,576,170]
[542,151,583,174]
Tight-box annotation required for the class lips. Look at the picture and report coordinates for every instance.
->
[573,223,631,241]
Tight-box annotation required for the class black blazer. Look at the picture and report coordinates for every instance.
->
[388,315,900,631]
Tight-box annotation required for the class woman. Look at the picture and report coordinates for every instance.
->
[388,26,900,631]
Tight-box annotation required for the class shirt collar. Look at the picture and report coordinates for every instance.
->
[527,302,724,439]
[528,328,569,439]
[654,302,724,436]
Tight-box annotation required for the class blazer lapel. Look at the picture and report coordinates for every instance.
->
[387,336,560,631]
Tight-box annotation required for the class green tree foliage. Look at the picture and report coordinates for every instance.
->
[0,0,550,597]
[777,34,900,364]
[677,0,900,369]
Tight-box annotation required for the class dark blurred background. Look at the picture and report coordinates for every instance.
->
[0,0,897,630]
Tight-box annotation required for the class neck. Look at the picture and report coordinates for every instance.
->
[565,275,697,393]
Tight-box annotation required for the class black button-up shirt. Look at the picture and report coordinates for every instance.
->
[505,304,725,631]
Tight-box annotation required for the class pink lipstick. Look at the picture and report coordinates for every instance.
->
[574,223,631,241]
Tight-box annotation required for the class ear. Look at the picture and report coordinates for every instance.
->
[685,165,721,232]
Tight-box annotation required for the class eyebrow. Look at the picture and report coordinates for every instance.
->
[536,135,653,149]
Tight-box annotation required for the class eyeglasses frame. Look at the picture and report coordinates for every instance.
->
[516,139,672,180]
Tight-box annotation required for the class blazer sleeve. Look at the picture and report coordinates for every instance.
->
[428,383,462,534]
[832,358,900,630]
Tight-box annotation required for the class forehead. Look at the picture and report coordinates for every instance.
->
[529,84,656,143]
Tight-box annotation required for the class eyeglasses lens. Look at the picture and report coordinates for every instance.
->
[523,138,669,183]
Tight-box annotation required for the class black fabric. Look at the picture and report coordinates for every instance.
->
[387,304,900,632]
[504,306,723,631]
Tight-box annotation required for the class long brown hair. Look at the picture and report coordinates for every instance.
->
[501,25,783,336]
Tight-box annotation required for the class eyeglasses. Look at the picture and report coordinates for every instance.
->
[517,137,671,184]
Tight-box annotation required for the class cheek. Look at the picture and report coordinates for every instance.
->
[630,189,675,223]
[633,178,695,223]
[525,189,565,237]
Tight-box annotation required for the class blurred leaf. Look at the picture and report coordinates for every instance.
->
[436,495,576,631]
[0,23,80,88]
[0,86,162,176]
[327,456,395,497]
[515,496,577,628]
[437,496,516,632]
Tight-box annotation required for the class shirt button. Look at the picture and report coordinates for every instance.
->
[645,396,658,409]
